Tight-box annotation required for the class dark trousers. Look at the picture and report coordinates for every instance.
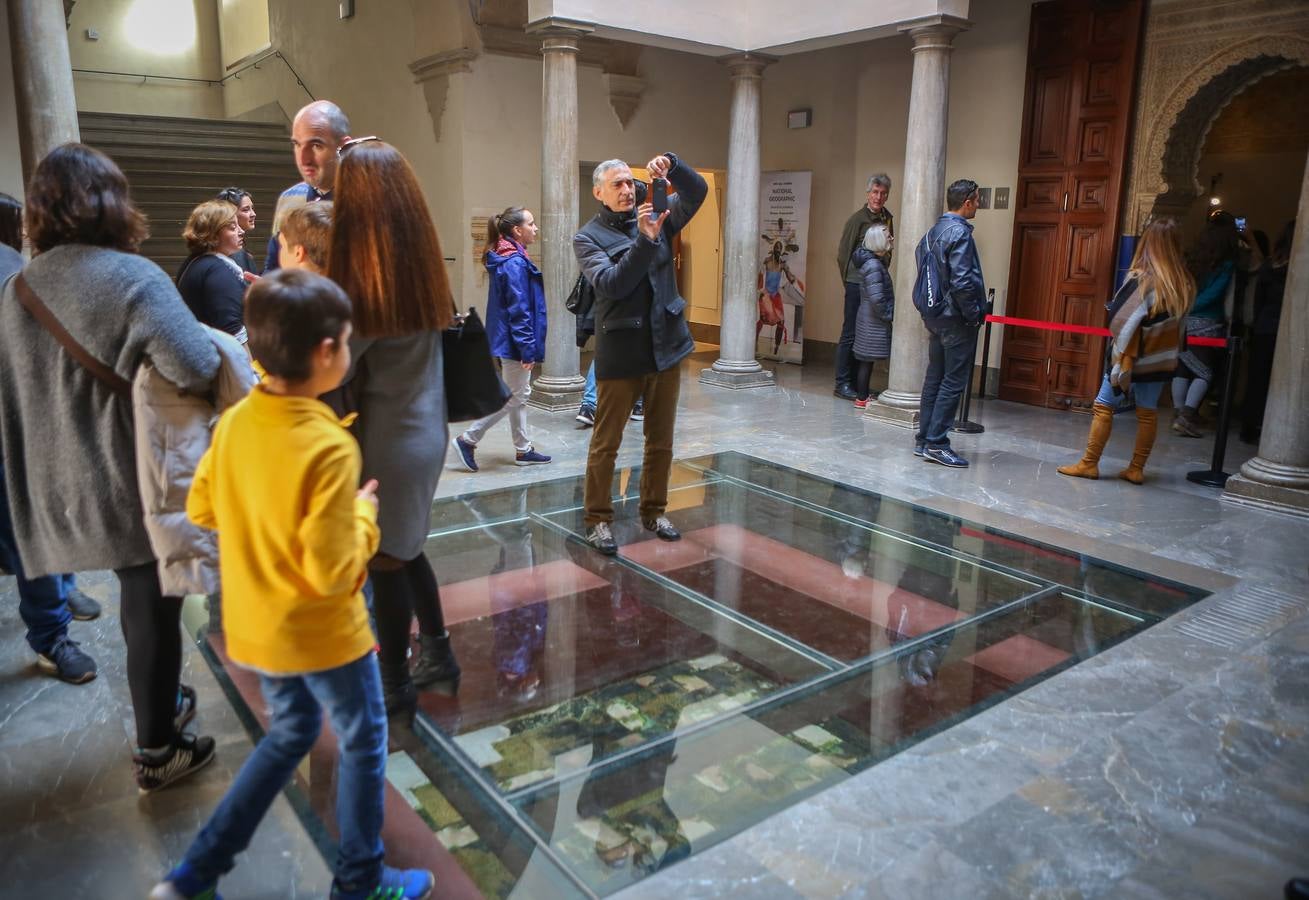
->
[585,365,681,527]
[916,322,978,449]
[117,562,184,749]
[0,460,73,655]
[834,282,861,387]
[1241,332,1276,436]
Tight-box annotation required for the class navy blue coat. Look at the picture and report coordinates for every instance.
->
[484,244,547,363]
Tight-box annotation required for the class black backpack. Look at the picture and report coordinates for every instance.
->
[565,272,594,317]
[567,272,597,347]
[912,234,948,320]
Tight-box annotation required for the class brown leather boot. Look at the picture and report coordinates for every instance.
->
[1119,407,1158,484]
[1058,402,1114,479]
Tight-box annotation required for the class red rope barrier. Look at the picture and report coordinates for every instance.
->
[983,314,1227,347]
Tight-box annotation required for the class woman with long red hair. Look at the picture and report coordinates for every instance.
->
[1058,216,1195,484]
[328,139,458,716]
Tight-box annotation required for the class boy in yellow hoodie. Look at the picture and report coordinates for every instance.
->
[151,269,434,900]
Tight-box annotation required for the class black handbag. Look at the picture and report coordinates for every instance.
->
[444,306,511,423]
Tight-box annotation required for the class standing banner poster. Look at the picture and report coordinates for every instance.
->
[756,171,812,365]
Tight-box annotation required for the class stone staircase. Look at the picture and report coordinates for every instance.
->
[78,112,300,275]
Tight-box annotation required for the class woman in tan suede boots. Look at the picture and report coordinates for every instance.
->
[1059,217,1194,485]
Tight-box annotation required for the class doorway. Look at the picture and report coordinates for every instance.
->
[997,0,1146,410]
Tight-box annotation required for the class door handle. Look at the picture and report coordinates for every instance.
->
[1062,192,1069,212]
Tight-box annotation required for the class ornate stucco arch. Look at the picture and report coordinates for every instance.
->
[1127,33,1309,231]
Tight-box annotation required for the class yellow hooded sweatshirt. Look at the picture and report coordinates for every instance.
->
[188,386,379,674]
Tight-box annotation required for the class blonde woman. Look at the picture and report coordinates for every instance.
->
[178,199,248,343]
[1058,217,1195,484]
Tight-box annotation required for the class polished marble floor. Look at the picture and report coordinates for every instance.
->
[2,352,1306,898]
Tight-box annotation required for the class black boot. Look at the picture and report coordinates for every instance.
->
[379,661,417,718]
[411,631,461,689]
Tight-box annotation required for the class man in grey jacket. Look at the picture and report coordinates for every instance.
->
[574,153,707,555]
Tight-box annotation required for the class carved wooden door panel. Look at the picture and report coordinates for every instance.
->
[999,0,1145,410]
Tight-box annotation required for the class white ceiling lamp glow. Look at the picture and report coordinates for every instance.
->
[122,0,198,54]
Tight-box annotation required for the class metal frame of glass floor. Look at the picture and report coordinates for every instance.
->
[193,451,1209,899]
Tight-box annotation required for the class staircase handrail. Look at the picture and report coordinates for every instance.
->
[71,50,314,101]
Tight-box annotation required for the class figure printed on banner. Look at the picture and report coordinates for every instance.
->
[756,172,813,365]
[756,217,806,360]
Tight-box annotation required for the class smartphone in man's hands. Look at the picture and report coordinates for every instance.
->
[651,177,668,221]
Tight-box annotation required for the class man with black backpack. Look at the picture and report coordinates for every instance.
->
[912,179,985,469]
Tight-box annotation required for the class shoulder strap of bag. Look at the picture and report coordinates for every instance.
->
[14,274,132,398]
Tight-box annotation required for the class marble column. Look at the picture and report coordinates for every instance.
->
[1223,153,1309,516]
[701,54,776,390]
[527,19,593,411]
[866,17,969,428]
[7,0,80,185]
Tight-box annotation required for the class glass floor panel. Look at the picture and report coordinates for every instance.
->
[191,451,1209,899]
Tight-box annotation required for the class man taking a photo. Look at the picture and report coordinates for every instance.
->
[574,153,707,555]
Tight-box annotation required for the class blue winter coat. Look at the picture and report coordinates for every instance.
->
[484,244,547,363]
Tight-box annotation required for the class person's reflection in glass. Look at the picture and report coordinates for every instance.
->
[886,505,962,688]
[576,712,689,876]
[822,480,882,579]
[462,490,550,702]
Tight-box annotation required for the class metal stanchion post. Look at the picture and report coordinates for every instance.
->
[1186,335,1241,488]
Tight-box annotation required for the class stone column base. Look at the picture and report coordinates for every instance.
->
[699,366,775,390]
[1222,468,1309,518]
[865,390,920,429]
[527,375,586,411]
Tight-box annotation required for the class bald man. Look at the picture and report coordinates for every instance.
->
[262,100,352,273]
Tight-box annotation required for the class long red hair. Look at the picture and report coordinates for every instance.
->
[328,141,453,336]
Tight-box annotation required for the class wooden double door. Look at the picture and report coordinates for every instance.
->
[998,0,1145,409]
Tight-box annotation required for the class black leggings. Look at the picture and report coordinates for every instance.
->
[372,555,447,667]
[856,360,878,401]
[116,562,184,749]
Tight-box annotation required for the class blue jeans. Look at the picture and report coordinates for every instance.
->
[834,282,861,387]
[582,360,597,408]
[1095,375,1163,411]
[0,459,73,654]
[916,321,978,449]
[182,651,388,888]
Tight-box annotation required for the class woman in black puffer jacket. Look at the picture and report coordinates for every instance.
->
[850,223,895,407]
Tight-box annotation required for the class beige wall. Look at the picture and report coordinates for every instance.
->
[221,0,464,290]
[779,0,1029,348]
[454,48,732,310]
[30,0,1030,351]
[0,0,24,200]
[217,0,270,69]
[762,44,866,348]
[67,0,225,118]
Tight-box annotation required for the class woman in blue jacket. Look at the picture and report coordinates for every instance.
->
[452,207,552,470]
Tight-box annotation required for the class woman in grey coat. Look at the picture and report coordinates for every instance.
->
[327,139,458,716]
[0,144,221,791]
[851,223,895,407]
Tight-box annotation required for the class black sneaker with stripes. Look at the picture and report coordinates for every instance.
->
[133,733,216,794]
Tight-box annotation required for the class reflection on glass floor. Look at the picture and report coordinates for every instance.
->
[193,452,1209,899]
